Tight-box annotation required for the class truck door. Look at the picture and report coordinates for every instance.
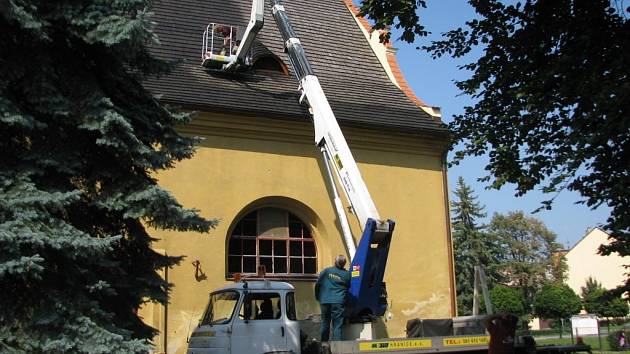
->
[284,291,300,353]
[230,292,287,353]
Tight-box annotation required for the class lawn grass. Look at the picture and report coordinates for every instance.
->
[535,336,612,351]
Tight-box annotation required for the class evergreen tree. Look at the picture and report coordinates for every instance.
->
[450,177,499,315]
[581,276,606,315]
[0,1,215,352]
[581,276,603,297]
[489,211,567,310]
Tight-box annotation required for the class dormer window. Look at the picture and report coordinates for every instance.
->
[252,56,288,75]
[249,42,288,75]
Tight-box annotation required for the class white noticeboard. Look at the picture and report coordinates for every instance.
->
[571,315,599,336]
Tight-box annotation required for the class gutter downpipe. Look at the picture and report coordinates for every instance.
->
[442,151,457,317]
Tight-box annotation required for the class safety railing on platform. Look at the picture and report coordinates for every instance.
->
[202,23,240,68]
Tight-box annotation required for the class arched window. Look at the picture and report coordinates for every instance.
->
[250,42,288,75]
[252,56,288,75]
[227,207,317,278]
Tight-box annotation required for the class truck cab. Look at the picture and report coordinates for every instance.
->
[187,280,300,354]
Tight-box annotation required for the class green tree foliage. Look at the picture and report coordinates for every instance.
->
[358,0,630,293]
[582,276,607,315]
[602,297,629,319]
[490,285,526,318]
[581,277,629,318]
[450,177,501,315]
[489,211,566,308]
[0,1,215,352]
[581,276,603,298]
[358,0,428,43]
[533,284,582,321]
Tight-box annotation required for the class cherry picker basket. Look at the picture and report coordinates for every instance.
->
[202,23,243,69]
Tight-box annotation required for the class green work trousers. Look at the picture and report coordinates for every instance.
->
[320,303,344,342]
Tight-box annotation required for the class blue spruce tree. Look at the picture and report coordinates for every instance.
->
[0,1,215,352]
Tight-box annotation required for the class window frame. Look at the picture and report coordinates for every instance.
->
[237,292,282,321]
[227,208,317,280]
[286,292,297,321]
[200,290,241,326]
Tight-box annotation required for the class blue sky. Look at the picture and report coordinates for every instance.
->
[388,1,611,248]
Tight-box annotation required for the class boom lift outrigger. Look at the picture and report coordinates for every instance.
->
[202,0,395,319]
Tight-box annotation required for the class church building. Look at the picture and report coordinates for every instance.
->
[140,1,455,352]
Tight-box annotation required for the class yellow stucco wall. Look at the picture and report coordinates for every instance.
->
[141,113,454,353]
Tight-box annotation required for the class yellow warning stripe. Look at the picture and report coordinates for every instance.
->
[334,154,344,170]
[358,339,432,351]
[442,335,489,346]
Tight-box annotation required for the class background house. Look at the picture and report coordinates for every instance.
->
[530,228,628,330]
[565,228,627,294]
[140,0,454,352]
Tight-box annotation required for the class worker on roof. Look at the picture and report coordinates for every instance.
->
[315,255,351,343]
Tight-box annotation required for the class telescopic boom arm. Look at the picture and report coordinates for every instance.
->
[268,0,395,319]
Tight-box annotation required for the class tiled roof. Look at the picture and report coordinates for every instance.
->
[145,0,448,136]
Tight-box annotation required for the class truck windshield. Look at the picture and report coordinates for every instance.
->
[201,291,240,326]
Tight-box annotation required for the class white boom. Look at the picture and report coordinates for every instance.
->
[224,0,264,71]
[266,4,394,319]
[269,4,391,259]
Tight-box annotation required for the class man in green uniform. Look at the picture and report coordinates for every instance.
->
[315,255,351,342]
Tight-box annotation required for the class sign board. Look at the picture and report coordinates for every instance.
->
[571,315,599,336]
